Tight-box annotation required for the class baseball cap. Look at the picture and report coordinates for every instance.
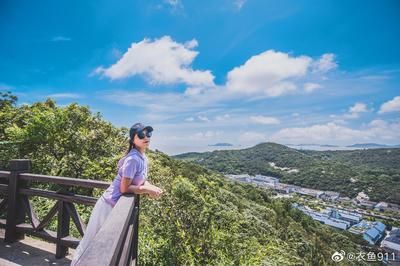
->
[129,123,153,139]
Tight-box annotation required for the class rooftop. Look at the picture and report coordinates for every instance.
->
[385,229,400,245]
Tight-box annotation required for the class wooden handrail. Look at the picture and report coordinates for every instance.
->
[0,170,10,178]
[19,173,110,189]
[19,188,98,206]
[77,194,139,266]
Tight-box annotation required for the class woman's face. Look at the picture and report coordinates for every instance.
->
[133,129,151,150]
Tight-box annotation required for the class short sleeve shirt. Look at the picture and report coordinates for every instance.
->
[102,149,148,206]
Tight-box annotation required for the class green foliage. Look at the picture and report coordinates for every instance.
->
[0,95,367,265]
[176,142,400,204]
[1,97,127,183]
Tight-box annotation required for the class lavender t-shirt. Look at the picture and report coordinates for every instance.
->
[102,149,148,206]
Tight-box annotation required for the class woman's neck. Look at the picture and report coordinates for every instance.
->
[135,146,146,155]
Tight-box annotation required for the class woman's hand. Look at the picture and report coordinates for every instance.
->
[143,183,163,199]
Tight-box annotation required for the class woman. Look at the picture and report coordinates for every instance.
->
[71,123,163,265]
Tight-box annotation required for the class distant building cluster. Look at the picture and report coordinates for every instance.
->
[349,220,386,245]
[293,204,361,230]
[353,192,400,212]
[226,174,340,201]
[226,173,400,259]
[226,174,400,212]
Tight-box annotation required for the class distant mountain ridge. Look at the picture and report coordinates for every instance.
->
[208,143,233,147]
[175,142,400,204]
[346,143,400,148]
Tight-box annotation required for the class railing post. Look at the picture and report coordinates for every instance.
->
[56,199,71,258]
[5,159,31,243]
[132,195,140,265]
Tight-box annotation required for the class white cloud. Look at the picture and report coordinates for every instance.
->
[271,120,400,145]
[95,36,215,87]
[311,53,337,73]
[101,90,225,117]
[379,96,400,113]
[52,36,71,42]
[349,102,368,113]
[185,117,195,122]
[215,114,231,121]
[198,115,210,122]
[184,39,198,49]
[226,50,312,97]
[47,93,82,99]
[250,115,280,125]
[99,48,339,118]
[343,102,368,119]
[184,86,209,96]
[303,82,322,93]
[190,130,222,140]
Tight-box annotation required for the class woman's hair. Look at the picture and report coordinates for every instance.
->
[126,136,135,154]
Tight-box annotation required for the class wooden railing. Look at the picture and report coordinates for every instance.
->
[0,159,140,265]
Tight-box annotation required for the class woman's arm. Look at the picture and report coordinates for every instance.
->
[120,177,163,198]
[120,177,149,194]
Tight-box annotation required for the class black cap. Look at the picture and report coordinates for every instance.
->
[129,123,153,139]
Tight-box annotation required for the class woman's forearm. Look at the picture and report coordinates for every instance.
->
[125,184,149,194]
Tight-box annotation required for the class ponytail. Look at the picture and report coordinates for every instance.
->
[126,138,135,154]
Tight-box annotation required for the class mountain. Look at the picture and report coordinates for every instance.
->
[175,142,400,204]
[208,142,233,147]
[142,151,365,265]
[347,143,391,148]
[288,143,339,147]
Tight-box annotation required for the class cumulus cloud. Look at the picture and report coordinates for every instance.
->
[226,50,312,97]
[270,120,400,145]
[250,115,280,125]
[379,96,400,113]
[303,82,322,93]
[99,45,338,118]
[349,102,368,113]
[344,102,369,119]
[311,53,337,73]
[95,36,215,87]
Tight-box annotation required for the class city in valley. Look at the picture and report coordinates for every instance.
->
[226,173,400,261]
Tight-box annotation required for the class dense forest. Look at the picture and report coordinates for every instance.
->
[0,92,374,265]
[175,142,400,205]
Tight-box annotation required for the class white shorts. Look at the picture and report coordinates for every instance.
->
[70,196,113,265]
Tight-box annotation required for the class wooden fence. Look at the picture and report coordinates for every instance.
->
[0,159,140,265]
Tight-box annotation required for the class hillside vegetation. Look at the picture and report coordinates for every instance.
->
[175,142,400,204]
[0,93,370,265]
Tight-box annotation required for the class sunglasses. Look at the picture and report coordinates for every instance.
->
[137,130,152,139]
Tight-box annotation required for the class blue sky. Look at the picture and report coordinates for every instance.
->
[1,0,400,154]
